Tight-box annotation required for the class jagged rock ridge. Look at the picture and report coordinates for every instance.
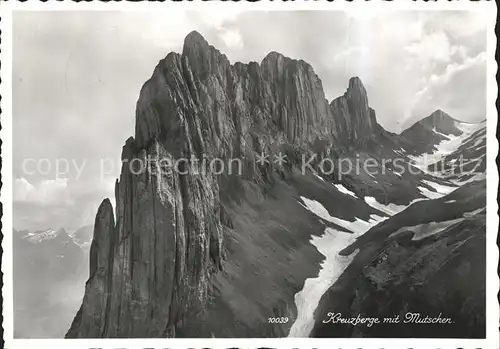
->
[66,31,443,338]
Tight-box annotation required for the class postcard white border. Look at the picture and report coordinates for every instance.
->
[1,1,498,348]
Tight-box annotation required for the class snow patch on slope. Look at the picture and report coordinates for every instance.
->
[389,206,485,241]
[417,178,458,199]
[364,196,407,215]
[455,120,486,134]
[451,172,486,185]
[288,226,360,337]
[298,197,384,234]
[421,180,457,195]
[314,173,325,182]
[418,186,443,199]
[408,121,485,174]
[289,197,387,337]
[463,207,485,217]
[333,184,357,198]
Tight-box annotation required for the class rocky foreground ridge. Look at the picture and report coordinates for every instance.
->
[66,31,486,338]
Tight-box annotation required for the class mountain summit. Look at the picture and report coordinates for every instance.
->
[404,109,461,135]
[401,109,473,154]
[330,76,380,147]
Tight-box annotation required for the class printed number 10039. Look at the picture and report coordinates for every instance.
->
[268,317,289,323]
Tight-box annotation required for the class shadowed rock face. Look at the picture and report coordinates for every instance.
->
[66,30,386,338]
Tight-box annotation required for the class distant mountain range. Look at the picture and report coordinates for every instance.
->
[13,226,92,338]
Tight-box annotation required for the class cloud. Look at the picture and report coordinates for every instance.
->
[406,51,486,128]
[14,176,115,231]
[14,178,69,204]
[406,32,454,62]
[219,29,244,50]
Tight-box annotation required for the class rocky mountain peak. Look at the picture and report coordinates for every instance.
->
[88,199,115,278]
[183,30,209,49]
[182,30,214,65]
[261,51,317,76]
[405,109,457,133]
[262,50,284,62]
[346,76,369,111]
[422,109,456,128]
[181,30,230,83]
[429,108,450,119]
[431,110,465,134]
[329,76,379,147]
[403,109,462,136]
[261,51,287,73]
[400,109,463,154]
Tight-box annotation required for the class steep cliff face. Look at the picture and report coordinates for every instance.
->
[68,136,225,337]
[67,31,400,338]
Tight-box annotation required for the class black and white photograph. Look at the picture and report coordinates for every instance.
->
[1,2,498,348]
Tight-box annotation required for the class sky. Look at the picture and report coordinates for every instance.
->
[13,10,487,231]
